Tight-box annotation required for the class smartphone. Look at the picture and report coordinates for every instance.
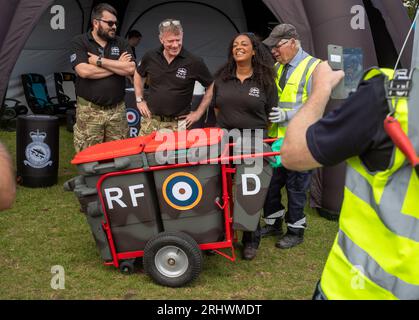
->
[328,44,346,99]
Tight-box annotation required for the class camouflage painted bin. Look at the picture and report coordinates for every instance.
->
[69,135,159,260]
[99,171,162,252]
[153,164,224,244]
[232,142,274,232]
[65,175,112,262]
[66,128,280,287]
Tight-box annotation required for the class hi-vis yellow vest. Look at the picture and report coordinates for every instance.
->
[268,55,321,138]
[319,68,419,300]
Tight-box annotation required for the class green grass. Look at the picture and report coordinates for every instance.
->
[0,127,338,300]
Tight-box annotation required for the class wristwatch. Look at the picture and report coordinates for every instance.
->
[136,96,145,103]
[96,56,102,67]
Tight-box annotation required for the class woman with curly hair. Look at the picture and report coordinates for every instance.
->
[213,33,277,260]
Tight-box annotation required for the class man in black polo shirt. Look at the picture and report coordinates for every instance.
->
[70,3,135,152]
[133,19,214,135]
[126,29,142,60]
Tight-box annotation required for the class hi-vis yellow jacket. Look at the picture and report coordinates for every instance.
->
[268,55,320,138]
[319,68,419,299]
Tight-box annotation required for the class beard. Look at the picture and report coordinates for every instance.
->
[97,25,116,41]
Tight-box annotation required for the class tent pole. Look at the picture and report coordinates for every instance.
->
[411,10,419,69]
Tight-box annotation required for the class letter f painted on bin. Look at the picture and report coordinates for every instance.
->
[129,184,145,207]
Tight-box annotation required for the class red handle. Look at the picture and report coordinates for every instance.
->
[384,116,419,167]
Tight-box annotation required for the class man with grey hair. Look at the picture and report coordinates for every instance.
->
[133,18,214,134]
[258,23,321,249]
[0,142,16,211]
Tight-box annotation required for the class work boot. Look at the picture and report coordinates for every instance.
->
[242,245,258,260]
[275,231,304,249]
[260,218,283,238]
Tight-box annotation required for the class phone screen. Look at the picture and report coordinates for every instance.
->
[343,48,363,94]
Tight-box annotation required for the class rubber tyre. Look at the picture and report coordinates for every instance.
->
[143,232,203,287]
[119,260,135,275]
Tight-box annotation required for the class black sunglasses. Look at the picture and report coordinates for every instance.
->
[96,19,118,28]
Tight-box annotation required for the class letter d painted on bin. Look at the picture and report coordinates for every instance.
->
[241,174,261,196]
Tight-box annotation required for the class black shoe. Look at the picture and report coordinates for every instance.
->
[260,224,283,238]
[242,245,257,260]
[275,233,303,249]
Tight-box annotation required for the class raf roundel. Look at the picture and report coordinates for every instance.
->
[162,172,203,211]
[126,108,140,126]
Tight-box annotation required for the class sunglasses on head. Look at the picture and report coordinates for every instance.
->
[161,20,181,27]
[97,19,118,27]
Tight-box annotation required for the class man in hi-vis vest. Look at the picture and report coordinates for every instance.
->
[281,60,419,300]
[259,24,321,249]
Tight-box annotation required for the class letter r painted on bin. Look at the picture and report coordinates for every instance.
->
[104,187,127,209]
[241,174,261,196]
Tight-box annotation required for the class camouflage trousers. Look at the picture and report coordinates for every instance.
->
[139,115,187,136]
[73,97,129,153]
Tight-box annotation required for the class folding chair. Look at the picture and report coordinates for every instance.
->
[21,73,68,116]
[0,91,28,131]
[54,72,77,132]
[54,72,76,108]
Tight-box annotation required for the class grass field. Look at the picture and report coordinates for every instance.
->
[0,126,338,300]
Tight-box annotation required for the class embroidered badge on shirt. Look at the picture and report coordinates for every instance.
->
[176,68,187,79]
[70,53,76,63]
[111,46,120,56]
[249,87,260,98]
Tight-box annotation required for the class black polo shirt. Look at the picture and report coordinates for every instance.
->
[137,47,213,117]
[213,75,278,130]
[307,75,393,171]
[70,32,133,106]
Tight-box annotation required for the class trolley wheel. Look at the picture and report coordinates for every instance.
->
[143,232,203,287]
[119,260,135,275]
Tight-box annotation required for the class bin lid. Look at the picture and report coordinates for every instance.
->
[71,128,224,165]
[71,134,155,164]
